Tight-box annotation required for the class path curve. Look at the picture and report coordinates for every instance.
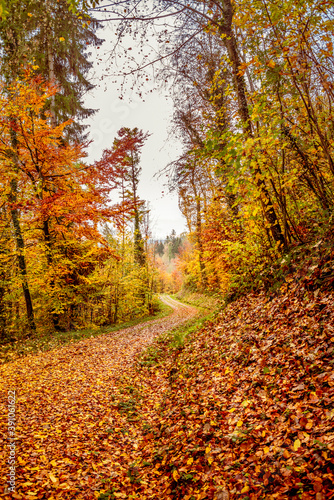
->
[0,295,198,499]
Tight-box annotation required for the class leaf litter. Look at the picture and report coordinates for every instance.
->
[0,297,198,499]
[1,283,334,499]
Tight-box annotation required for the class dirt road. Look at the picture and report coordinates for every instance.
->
[0,295,198,499]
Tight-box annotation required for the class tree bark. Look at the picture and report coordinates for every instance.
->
[130,152,145,266]
[219,0,286,249]
[190,171,208,289]
[46,0,56,126]
[9,126,36,333]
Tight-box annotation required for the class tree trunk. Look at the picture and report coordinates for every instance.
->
[196,196,208,289]
[9,126,36,333]
[130,153,145,266]
[191,172,208,289]
[219,0,286,249]
[42,218,64,331]
[46,0,56,126]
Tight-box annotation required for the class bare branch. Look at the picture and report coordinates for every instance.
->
[94,7,187,22]
[106,28,204,76]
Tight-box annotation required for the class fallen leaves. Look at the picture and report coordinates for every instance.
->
[1,278,334,499]
[293,439,301,451]
[0,298,198,499]
[106,280,334,499]
[49,472,58,484]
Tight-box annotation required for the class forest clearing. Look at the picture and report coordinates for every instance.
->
[1,0,334,498]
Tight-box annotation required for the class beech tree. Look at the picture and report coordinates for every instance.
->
[96,0,334,293]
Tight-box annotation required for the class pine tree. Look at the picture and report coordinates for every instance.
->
[0,0,102,141]
[31,0,103,140]
[113,128,149,267]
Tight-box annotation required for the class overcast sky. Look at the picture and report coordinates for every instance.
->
[83,19,187,240]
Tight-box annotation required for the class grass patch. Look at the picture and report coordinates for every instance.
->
[139,308,216,368]
[167,311,216,350]
[173,290,222,311]
[139,344,163,367]
[0,297,173,365]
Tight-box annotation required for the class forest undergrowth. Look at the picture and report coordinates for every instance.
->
[0,300,172,366]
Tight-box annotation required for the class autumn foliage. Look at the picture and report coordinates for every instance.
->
[102,263,334,499]
[167,0,334,297]
[0,69,155,338]
[1,1,334,499]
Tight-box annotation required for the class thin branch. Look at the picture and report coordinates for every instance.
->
[109,28,204,76]
[95,8,187,22]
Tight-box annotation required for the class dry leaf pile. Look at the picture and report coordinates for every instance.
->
[1,281,334,500]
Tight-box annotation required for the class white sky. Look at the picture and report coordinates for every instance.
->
[83,20,187,240]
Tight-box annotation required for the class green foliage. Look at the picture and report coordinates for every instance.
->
[174,290,221,311]
[163,0,334,300]
[66,0,100,14]
[168,313,215,350]
[155,241,164,257]
[165,229,183,261]
[139,344,163,367]
[97,488,116,500]
[0,0,102,140]
[0,0,7,18]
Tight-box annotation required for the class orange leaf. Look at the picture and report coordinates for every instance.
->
[172,469,179,482]
[49,472,57,484]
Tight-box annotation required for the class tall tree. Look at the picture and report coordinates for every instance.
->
[0,71,137,333]
[0,0,102,141]
[113,127,149,267]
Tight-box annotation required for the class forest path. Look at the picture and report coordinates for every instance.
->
[0,295,199,499]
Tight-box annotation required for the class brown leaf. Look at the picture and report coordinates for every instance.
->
[216,491,230,500]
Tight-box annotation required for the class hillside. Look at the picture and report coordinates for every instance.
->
[1,247,334,499]
[103,252,334,500]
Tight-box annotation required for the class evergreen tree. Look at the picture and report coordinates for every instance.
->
[31,0,103,140]
[165,230,182,261]
[113,128,149,267]
[155,241,164,257]
[0,0,102,141]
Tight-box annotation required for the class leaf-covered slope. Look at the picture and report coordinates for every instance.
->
[118,279,334,499]
[1,279,333,499]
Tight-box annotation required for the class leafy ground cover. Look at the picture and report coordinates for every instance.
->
[1,265,334,499]
[174,290,222,312]
[105,261,334,499]
[0,296,199,500]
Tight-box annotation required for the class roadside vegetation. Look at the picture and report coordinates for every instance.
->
[0,298,172,365]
